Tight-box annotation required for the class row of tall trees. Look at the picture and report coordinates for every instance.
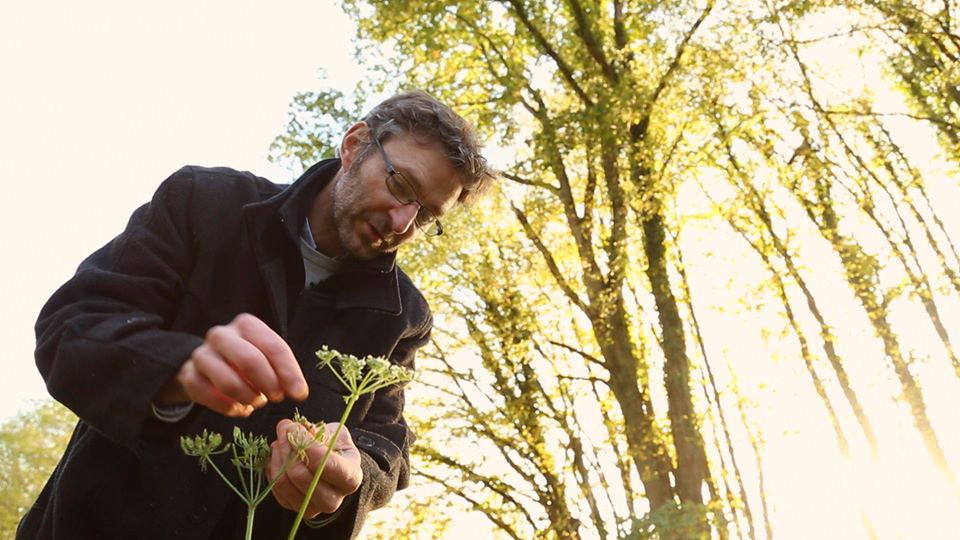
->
[274,1,959,537]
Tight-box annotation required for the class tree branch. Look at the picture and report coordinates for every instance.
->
[635,1,714,140]
[504,0,595,107]
[614,0,627,50]
[501,171,560,193]
[511,203,591,315]
[414,468,528,540]
[419,448,540,530]
[811,105,960,131]
[548,340,606,369]
[565,0,619,84]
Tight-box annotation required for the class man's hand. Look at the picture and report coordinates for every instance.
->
[156,313,309,416]
[268,419,363,519]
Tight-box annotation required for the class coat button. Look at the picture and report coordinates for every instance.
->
[356,435,375,449]
[188,504,207,524]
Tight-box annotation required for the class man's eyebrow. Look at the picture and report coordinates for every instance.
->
[398,167,444,214]
[397,166,425,192]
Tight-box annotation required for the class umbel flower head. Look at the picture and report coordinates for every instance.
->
[315,346,414,398]
[230,426,269,471]
[288,409,327,464]
[180,429,228,471]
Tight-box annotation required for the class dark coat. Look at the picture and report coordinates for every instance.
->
[18,159,431,539]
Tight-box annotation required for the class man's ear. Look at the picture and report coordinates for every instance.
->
[339,121,370,171]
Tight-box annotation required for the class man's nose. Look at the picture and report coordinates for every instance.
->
[388,203,419,235]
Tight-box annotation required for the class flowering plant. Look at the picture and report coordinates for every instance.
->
[181,346,413,540]
[180,411,324,540]
[286,347,413,539]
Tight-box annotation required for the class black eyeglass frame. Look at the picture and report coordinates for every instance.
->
[374,138,444,237]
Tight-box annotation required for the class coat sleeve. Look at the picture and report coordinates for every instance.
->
[309,311,431,539]
[35,167,204,452]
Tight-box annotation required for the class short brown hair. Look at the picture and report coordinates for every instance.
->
[359,90,494,206]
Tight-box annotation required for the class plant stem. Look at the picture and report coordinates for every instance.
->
[253,449,301,506]
[204,457,247,502]
[287,394,359,540]
[245,503,256,540]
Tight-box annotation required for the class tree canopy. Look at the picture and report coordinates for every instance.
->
[274,1,960,537]
[0,401,76,538]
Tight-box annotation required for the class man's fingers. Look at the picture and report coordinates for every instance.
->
[272,420,346,516]
[309,443,363,494]
[232,314,309,400]
[176,313,305,419]
[270,421,362,515]
[206,325,284,402]
[177,360,254,417]
[268,439,299,511]
[191,343,266,407]
[304,478,342,516]
[272,421,316,514]
[281,458,340,516]
[310,424,363,493]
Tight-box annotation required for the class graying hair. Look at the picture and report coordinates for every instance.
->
[357,90,494,206]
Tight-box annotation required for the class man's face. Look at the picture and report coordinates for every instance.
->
[331,133,463,261]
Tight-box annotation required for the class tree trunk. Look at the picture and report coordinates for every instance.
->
[642,210,710,506]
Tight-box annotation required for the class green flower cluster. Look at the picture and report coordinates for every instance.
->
[315,346,414,398]
[180,414,324,540]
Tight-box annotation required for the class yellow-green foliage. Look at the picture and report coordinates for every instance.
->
[0,400,76,538]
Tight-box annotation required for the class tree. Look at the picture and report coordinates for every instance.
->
[0,400,77,537]
[281,0,727,535]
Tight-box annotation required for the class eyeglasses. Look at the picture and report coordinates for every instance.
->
[375,138,443,237]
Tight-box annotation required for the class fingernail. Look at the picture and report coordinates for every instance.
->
[253,393,268,407]
[270,392,284,402]
[294,382,309,400]
[232,404,253,417]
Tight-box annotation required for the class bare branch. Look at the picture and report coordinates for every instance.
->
[419,448,540,530]
[812,105,960,131]
[548,340,606,369]
[501,171,560,193]
[775,23,900,45]
[556,373,609,384]
[414,468,528,540]
[511,202,591,315]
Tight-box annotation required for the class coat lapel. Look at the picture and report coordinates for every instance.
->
[259,257,291,334]
[241,210,293,335]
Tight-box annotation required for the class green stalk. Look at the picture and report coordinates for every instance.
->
[245,503,256,540]
[287,394,360,540]
[203,457,247,502]
[253,450,301,506]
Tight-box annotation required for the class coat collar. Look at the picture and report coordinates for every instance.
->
[242,159,403,333]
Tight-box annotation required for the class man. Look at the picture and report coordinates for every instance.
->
[19,90,493,539]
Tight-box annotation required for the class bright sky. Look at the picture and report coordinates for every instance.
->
[0,0,362,420]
